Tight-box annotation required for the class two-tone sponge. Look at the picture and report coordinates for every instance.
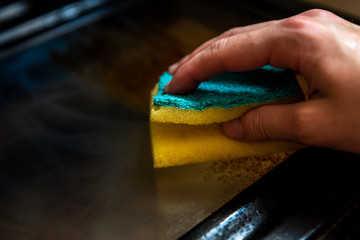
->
[150,65,306,168]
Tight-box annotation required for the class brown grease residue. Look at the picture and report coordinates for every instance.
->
[201,152,293,186]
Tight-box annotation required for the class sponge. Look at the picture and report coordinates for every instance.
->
[150,65,306,168]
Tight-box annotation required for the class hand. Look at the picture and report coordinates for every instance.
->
[164,9,360,154]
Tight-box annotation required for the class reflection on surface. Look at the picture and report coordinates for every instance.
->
[0,1,28,24]
[201,203,262,240]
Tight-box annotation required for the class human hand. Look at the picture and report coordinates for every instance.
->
[164,9,360,154]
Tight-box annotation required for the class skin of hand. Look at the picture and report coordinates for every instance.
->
[164,9,360,154]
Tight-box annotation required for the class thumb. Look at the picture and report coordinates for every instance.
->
[222,102,316,143]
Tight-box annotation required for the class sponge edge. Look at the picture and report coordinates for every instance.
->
[151,122,303,168]
[150,70,307,125]
[151,92,304,125]
[150,69,307,168]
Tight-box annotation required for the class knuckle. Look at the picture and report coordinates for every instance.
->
[302,9,336,19]
[278,14,327,49]
[209,38,229,55]
[256,113,270,140]
[243,110,270,140]
[280,15,314,31]
[279,9,335,34]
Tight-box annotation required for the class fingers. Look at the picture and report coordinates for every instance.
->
[168,20,279,75]
[165,10,344,95]
[222,100,338,148]
[165,23,298,94]
[165,9,349,95]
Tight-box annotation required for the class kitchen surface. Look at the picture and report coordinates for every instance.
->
[0,0,359,239]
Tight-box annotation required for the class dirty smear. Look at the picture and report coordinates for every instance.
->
[201,152,293,186]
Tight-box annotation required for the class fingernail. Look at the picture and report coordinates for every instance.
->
[168,63,179,74]
[222,119,245,140]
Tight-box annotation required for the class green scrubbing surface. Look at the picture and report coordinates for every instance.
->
[153,65,302,111]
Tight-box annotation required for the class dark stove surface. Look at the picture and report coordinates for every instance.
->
[0,1,359,239]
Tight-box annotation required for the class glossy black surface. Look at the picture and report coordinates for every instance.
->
[0,0,360,239]
[0,0,137,58]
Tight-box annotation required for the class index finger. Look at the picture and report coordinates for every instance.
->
[164,21,304,95]
[168,20,279,75]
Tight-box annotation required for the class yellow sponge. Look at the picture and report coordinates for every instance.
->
[150,66,306,168]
